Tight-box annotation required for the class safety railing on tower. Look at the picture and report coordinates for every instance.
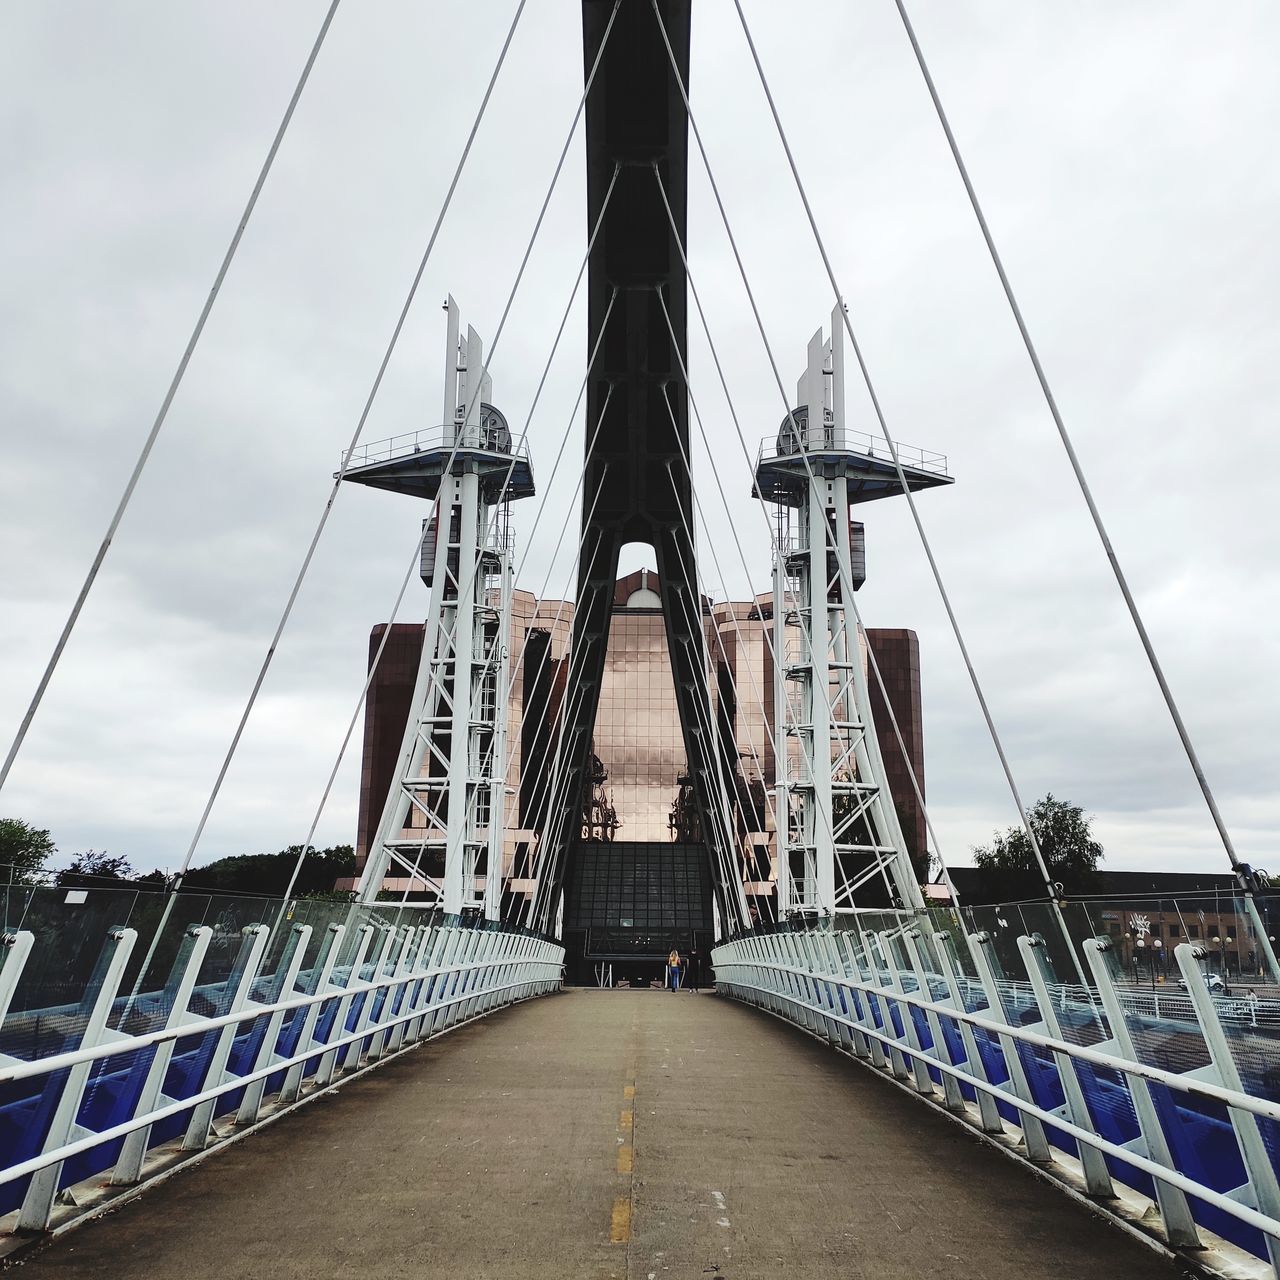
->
[0,884,563,1239]
[755,428,949,477]
[713,896,1280,1277]
[343,423,532,472]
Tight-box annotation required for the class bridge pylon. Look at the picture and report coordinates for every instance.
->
[756,309,952,919]
[341,297,534,918]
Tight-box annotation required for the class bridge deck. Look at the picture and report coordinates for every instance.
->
[17,991,1185,1279]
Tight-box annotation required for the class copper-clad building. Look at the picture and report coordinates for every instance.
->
[349,567,927,964]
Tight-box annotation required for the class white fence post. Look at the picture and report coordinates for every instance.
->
[1175,941,1280,1273]
[235,924,311,1126]
[1018,934,1114,1197]
[111,925,213,1185]
[182,924,270,1153]
[18,927,138,1232]
[1083,939,1201,1248]
[278,922,345,1104]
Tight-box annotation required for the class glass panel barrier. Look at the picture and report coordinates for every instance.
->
[0,886,561,1227]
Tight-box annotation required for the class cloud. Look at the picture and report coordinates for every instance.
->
[0,1,1276,883]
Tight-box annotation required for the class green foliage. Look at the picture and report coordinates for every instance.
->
[298,888,358,903]
[184,844,356,898]
[0,818,56,884]
[57,849,135,888]
[971,793,1103,887]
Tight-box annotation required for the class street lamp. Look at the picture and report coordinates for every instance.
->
[1135,934,1146,985]
[1151,937,1163,990]
[1211,933,1233,981]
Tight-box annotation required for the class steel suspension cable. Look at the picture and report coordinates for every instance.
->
[0,0,344,798]
[522,568,613,933]
[654,460,796,920]
[510,490,615,932]
[369,289,619,912]
[889,0,1268,951]
[377,354,619,918]
[653,355,782,842]
[671,1,1061,913]
[328,14,622,915]
[659,375,897,912]
[275,534,424,915]
[120,1,530,996]
[652,164,953,905]
[493,383,617,785]
[654,273,910,889]
[411,0,620,546]
[391,474,610,926]
[441,283,621,808]
[399,393,614,918]
[176,0,612,886]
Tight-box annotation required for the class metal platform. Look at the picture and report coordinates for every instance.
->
[338,423,534,503]
[754,425,953,507]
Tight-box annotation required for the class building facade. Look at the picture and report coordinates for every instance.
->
[344,567,928,939]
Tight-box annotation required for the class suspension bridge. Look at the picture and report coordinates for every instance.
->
[1,2,1277,1277]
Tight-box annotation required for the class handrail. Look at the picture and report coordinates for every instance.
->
[714,928,1280,1269]
[0,949,560,1086]
[344,424,532,471]
[717,956,1280,1243]
[0,964,558,1191]
[718,954,1280,1124]
[0,920,564,1232]
[756,428,949,476]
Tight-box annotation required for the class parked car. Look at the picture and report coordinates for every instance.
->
[1178,973,1229,995]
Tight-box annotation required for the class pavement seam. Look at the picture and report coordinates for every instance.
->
[612,1084,636,1248]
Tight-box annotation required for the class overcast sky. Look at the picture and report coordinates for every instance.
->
[1,1,1277,882]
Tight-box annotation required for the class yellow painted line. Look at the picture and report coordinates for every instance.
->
[623,1083,635,1100]
[610,1196,631,1243]
[619,1107,633,1131]
[616,1144,633,1174]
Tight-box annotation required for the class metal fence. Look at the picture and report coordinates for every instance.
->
[713,913,1280,1276]
[0,887,563,1237]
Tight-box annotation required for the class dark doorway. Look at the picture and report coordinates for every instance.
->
[562,841,713,985]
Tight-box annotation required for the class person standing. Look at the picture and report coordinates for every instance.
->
[687,948,700,992]
[667,948,682,991]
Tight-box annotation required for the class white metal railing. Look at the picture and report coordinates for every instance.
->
[713,926,1280,1275]
[0,917,563,1235]
[757,428,949,477]
[956,973,1280,1030]
[343,424,531,472]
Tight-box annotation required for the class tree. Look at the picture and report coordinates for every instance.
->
[57,849,136,888]
[971,793,1103,891]
[0,818,56,885]
[183,845,356,898]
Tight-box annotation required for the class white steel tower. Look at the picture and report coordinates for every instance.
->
[341,298,534,918]
[755,308,951,919]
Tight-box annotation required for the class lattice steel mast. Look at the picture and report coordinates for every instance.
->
[343,298,534,917]
[758,311,951,918]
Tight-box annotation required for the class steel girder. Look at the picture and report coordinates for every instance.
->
[542,0,748,934]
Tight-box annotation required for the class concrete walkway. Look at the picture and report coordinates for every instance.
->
[14,991,1190,1279]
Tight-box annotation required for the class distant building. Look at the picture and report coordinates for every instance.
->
[945,867,1277,978]
[344,567,928,937]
